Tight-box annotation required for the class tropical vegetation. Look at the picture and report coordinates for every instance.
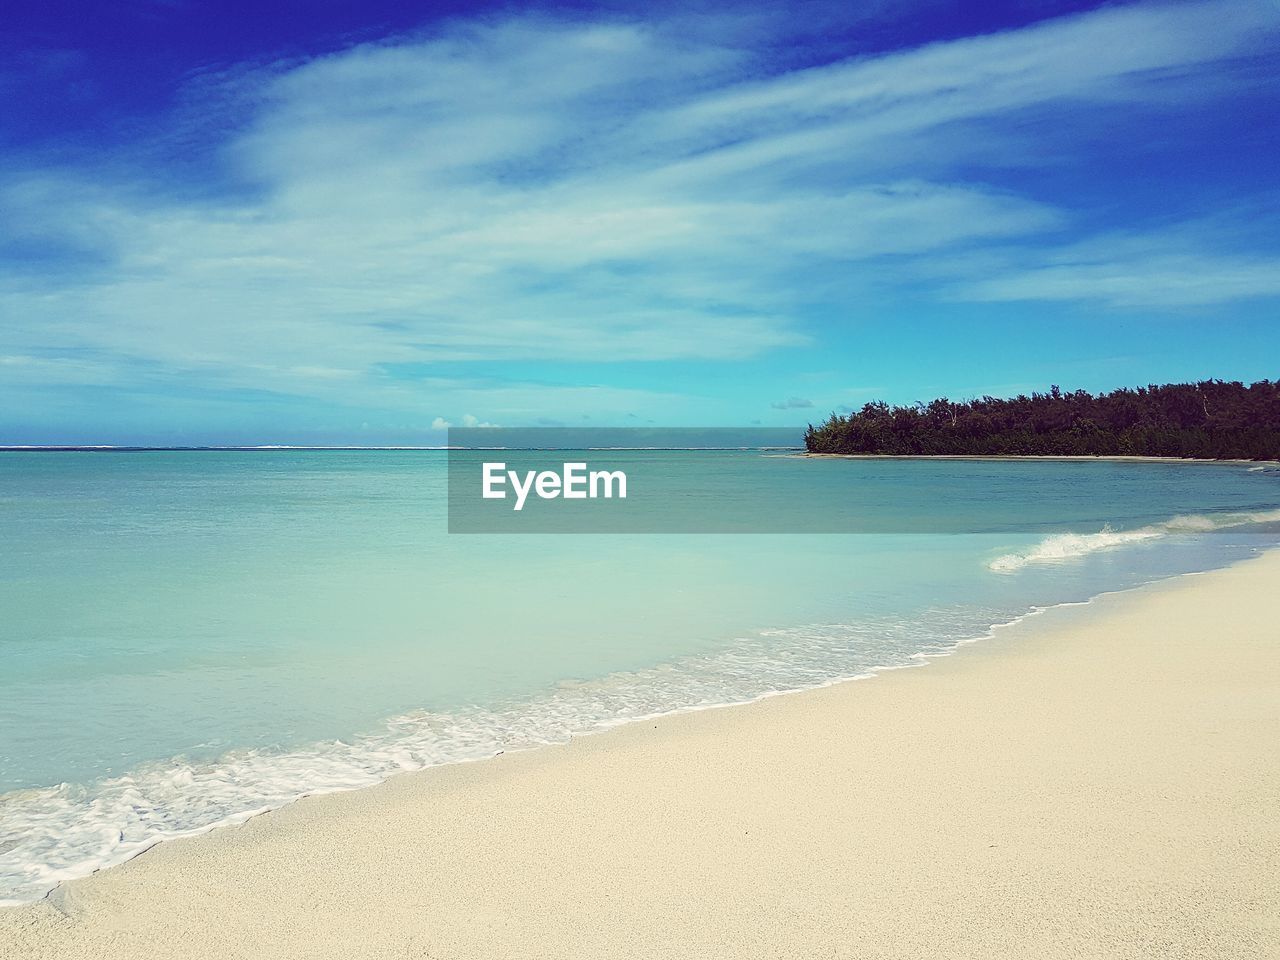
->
[804,380,1280,460]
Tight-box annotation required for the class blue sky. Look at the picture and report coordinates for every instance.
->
[2,0,1278,444]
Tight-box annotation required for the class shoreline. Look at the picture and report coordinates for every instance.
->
[1,542,1268,908]
[0,578,1126,908]
[3,550,1278,958]
[799,452,1280,466]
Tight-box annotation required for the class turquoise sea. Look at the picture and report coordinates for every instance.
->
[1,451,1279,904]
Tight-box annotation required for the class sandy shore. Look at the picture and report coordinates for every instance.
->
[3,554,1279,959]
[798,453,1280,466]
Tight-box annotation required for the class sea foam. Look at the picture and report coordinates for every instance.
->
[988,509,1280,573]
[0,605,1025,905]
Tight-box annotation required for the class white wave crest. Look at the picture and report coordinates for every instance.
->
[989,509,1280,573]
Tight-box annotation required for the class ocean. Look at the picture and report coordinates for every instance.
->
[1,450,1278,904]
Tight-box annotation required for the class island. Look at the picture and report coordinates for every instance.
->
[805,380,1280,460]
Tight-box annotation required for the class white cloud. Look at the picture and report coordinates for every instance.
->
[0,0,1276,412]
[955,253,1280,307]
[0,353,123,386]
[948,213,1280,307]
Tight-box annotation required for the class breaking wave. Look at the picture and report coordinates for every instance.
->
[989,509,1280,573]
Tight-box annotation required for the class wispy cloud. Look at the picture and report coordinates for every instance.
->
[956,252,1280,307]
[950,213,1280,307]
[1,0,1277,424]
[770,396,813,410]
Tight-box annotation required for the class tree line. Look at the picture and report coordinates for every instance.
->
[804,380,1280,460]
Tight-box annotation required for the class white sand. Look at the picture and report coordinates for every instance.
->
[3,552,1279,959]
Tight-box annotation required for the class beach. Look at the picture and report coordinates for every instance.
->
[1,551,1276,958]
